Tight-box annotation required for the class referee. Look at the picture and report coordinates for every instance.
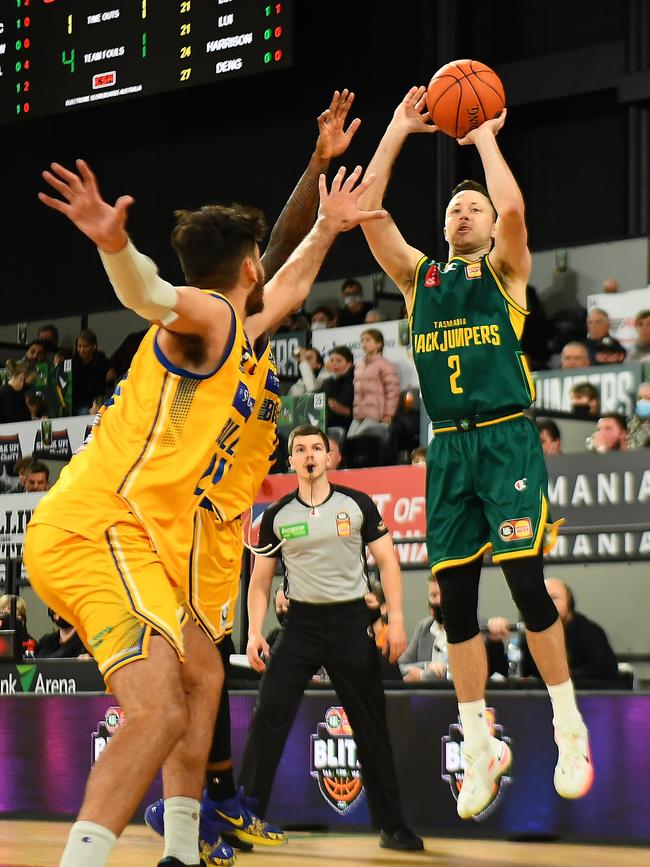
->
[240,425,423,852]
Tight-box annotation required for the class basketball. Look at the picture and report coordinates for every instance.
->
[426,59,505,139]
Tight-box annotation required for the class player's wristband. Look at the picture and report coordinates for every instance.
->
[99,239,178,325]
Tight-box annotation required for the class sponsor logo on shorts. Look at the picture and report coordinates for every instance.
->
[310,706,365,815]
[441,707,512,821]
[514,478,527,491]
[89,626,113,649]
[336,511,351,536]
[465,261,482,279]
[499,518,533,541]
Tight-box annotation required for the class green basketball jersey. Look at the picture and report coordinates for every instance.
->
[410,254,535,422]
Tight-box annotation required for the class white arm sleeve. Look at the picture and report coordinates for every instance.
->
[98,239,179,325]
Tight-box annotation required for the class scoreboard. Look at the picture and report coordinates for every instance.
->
[0,0,293,123]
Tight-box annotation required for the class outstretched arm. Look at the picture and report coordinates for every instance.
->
[246,166,386,342]
[261,89,361,282]
[358,86,437,306]
[38,160,232,345]
[458,111,531,308]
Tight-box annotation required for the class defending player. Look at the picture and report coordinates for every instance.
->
[357,86,593,819]
[25,158,385,867]
[145,90,363,865]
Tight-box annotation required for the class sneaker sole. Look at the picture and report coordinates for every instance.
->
[457,742,512,820]
[231,829,287,847]
[554,750,595,799]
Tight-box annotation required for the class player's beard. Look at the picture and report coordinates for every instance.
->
[245,278,265,316]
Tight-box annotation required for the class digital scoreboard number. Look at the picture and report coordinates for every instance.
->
[0,1,293,123]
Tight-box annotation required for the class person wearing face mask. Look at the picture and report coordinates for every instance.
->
[569,382,600,419]
[399,578,506,682]
[627,382,650,449]
[36,608,88,658]
[288,347,332,396]
[337,278,373,326]
[309,304,337,330]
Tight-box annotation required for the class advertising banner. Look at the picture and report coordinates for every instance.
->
[532,362,644,417]
[270,331,308,382]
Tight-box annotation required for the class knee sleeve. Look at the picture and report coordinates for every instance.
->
[501,555,558,632]
[436,560,482,644]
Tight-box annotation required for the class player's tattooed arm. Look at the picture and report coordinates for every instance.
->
[261,89,361,282]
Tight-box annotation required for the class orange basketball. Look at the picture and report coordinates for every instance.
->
[426,59,505,139]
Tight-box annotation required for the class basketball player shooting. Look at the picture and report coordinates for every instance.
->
[357,84,593,820]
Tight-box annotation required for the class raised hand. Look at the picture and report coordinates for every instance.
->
[39,159,133,252]
[315,89,361,160]
[317,165,387,233]
[389,86,438,136]
[457,108,507,146]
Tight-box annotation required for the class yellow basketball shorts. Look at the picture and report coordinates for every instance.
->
[186,509,243,643]
[24,519,185,683]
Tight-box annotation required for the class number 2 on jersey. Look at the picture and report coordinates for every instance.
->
[448,354,463,394]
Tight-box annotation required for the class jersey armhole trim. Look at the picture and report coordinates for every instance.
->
[485,254,529,317]
[153,296,236,380]
[409,255,429,326]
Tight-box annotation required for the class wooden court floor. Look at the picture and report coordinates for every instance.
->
[1,822,648,867]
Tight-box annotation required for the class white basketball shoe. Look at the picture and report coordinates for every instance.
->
[554,722,594,799]
[457,736,512,819]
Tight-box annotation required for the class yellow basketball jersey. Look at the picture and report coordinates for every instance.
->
[30,293,257,586]
[204,337,280,522]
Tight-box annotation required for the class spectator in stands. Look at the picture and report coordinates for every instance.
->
[560,341,590,369]
[586,309,626,364]
[570,382,600,419]
[347,329,400,438]
[71,329,111,415]
[365,308,385,323]
[278,311,310,332]
[288,348,332,396]
[106,327,148,387]
[587,413,627,453]
[601,277,620,294]
[337,277,372,327]
[0,594,34,650]
[411,446,427,464]
[36,608,87,659]
[537,418,562,455]
[487,578,618,682]
[327,434,344,469]
[26,394,49,420]
[0,359,30,423]
[323,345,355,432]
[627,309,650,362]
[12,456,32,492]
[25,461,49,492]
[627,382,650,450]
[24,341,47,366]
[36,324,59,355]
[400,577,506,682]
[309,305,338,329]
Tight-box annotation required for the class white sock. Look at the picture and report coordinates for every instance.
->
[458,699,491,754]
[59,821,116,867]
[163,796,200,863]
[547,679,583,730]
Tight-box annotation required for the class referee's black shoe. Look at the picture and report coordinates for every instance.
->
[157,858,200,867]
[379,827,424,850]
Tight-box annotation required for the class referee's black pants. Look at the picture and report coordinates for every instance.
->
[239,598,406,831]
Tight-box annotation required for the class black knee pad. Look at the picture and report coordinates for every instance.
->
[436,560,482,644]
[501,555,559,632]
